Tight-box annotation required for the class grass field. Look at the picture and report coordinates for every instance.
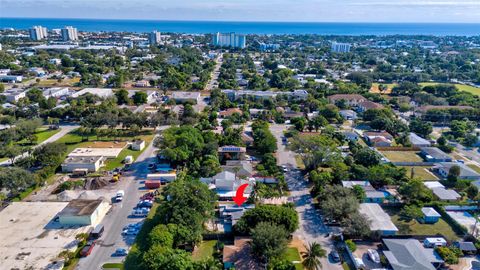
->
[399,166,439,181]
[386,208,460,241]
[284,247,303,270]
[102,263,124,270]
[192,240,217,261]
[56,130,154,171]
[370,82,480,97]
[370,83,396,94]
[37,77,80,87]
[380,151,423,163]
[468,164,480,174]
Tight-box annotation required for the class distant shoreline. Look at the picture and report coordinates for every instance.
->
[1,17,479,35]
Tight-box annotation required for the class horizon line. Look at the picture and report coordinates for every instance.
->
[2,17,480,24]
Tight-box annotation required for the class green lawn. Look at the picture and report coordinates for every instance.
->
[386,208,460,241]
[102,263,124,270]
[102,135,154,171]
[284,247,303,270]
[381,151,424,163]
[192,240,217,261]
[467,164,480,174]
[56,130,154,170]
[399,166,439,181]
[419,82,480,97]
[35,128,61,143]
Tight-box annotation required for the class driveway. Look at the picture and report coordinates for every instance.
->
[270,124,343,270]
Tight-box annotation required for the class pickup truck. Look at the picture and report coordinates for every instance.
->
[80,241,96,257]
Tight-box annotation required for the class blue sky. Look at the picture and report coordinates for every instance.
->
[1,0,480,22]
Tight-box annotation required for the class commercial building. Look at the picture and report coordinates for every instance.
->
[0,202,90,270]
[29,25,48,40]
[0,74,23,83]
[149,31,162,45]
[212,32,246,49]
[221,89,308,101]
[259,42,280,51]
[359,203,398,235]
[331,42,351,53]
[61,156,106,173]
[41,87,71,99]
[58,199,110,226]
[171,91,201,104]
[218,145,247,161]
[72,88,114,98]
[3,88,27,103]
[61,26,79,41]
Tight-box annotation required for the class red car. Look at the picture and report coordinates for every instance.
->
[80,241,96,257]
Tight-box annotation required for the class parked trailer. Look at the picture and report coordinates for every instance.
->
[146,173,176,183]
[145,180,161,189]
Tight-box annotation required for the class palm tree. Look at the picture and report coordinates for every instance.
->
[302,242,326,270]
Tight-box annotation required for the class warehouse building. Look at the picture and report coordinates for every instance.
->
[58,199,110,226]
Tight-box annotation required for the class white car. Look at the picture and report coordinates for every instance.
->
[367,249,380,264]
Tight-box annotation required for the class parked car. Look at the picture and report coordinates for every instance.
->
[330,250,341,263]
[112,248,128,257]
[80,241,96,257]
[367,249,380,264]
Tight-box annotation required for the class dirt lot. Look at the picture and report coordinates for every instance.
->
[84,141,128,148]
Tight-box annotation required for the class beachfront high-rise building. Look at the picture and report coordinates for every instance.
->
[29,26,48,41]
[61,26,79,41]
[149,31,162,45]
[212,32,246,49]
[331,42,351,53]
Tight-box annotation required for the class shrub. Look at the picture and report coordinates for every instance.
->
[345,239,356,252]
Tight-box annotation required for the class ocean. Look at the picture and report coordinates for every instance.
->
[1,17,479,36]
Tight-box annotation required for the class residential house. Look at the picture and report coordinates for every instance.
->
[420,147,452,162]
[222,160,254,178]
[382,238,444,270]
[201,170,254,201]
[223,237,261,270]
[424,181,461,201]
[364,131,393,147]
[218,203,255,233]
[241,131,254,147]
[342,131,359,142]
[408,133,431,147]
[218,108,243,118]
[453,242,477,255]
[359,203,398,235]
[434,162,480,181]
[357,100,384,112]
[3,88,27,103]
[342,181,386,203]
[218,145,247,162]
[327,94,366,106]
[420,207,441,224]
[339,109,358,120]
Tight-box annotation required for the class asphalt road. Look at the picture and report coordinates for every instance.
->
[0,124,79,166]
[77,134,159,270]
[270,124,343,270]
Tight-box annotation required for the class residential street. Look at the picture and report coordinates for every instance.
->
[77,133,160,270]
[205,52,223,91]
[270,124,343,270]
[0,124,79,166]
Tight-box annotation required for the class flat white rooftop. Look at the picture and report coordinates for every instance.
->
[68,147,123,158]
[359,203,398,232]
[0,202,90,270]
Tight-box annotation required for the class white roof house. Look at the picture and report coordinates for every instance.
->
[359,203,398,235]
[424,181,461,201]
[408,133,431,147]
[72,88,114,98]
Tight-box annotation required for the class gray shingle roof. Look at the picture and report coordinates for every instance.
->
[383,239,442,270]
